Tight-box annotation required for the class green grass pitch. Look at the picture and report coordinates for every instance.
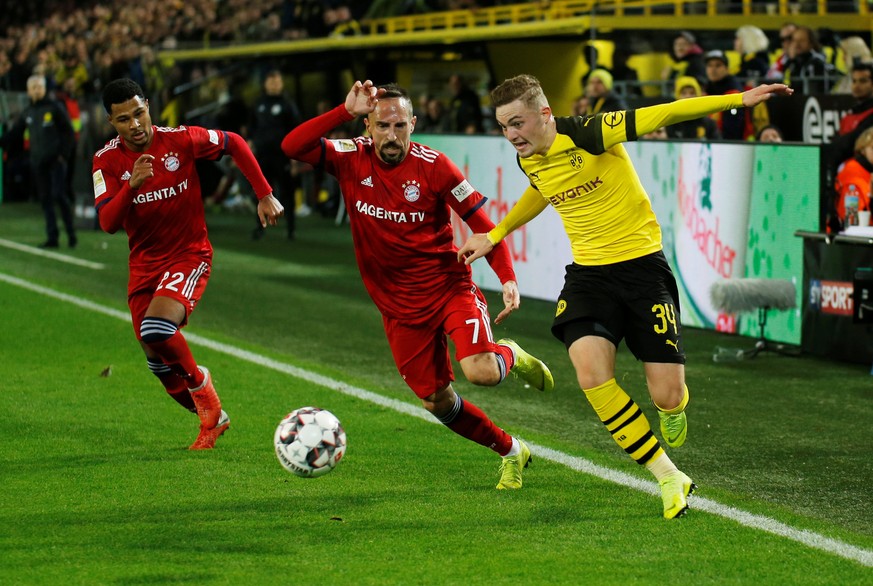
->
[1,202,871,584]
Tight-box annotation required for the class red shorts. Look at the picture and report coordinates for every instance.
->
[127,256,211,338]
[383,284,498,398]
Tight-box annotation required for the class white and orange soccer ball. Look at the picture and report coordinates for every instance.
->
[274,407,346,478]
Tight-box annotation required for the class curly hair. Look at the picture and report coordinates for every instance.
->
[102,78,145,113]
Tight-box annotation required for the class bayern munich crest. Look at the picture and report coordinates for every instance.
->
[161,152,180,172]
[402,179,421,202]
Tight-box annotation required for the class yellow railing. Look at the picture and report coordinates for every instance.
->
[361,0,867,35]
[159,0,869,61]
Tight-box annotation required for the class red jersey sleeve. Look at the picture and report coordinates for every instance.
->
[187,126,272,199]
[431,154,516,284]
[464,205,516,284]
[281,104,354,166]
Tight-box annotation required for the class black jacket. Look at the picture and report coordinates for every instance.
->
[0,96,74,168]
[249,94,301,158]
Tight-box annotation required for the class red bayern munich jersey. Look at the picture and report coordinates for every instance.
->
[92,126,225,270]
[323,137,486,321]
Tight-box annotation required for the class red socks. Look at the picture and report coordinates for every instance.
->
[439,394,513,456]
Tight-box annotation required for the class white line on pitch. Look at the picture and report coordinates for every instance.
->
[0,238,105,269]
[1,270,871,569]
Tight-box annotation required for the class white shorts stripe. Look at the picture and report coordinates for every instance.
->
[472,286,494,343]
[182,262,208,299]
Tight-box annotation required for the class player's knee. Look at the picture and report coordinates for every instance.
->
[420,386,455,417]
[460,356,501,387]
[466,369,501,386]
[653,385,687,412]
[139,316,178,345]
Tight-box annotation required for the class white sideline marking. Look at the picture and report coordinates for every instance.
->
[0,238,105,270]
[1,270,871,568]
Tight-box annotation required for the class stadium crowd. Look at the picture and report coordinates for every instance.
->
[1,1,872,229]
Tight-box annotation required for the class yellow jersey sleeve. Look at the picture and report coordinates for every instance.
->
[487,185,549,244]
[554,93,745,151]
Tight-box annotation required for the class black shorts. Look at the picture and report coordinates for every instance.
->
[551,251,686,364]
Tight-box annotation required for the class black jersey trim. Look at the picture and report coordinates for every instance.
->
[461,197,486,221]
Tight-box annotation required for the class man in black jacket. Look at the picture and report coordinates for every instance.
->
[0,75,76,248]
[249,69,301,240]
[703,50,746,140]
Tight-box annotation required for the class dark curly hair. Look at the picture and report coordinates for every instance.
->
[102,78,145,113]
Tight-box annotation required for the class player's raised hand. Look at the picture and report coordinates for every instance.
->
[495,280,521,325]
[457,233,494,265]
[257,193,285,227]
[742,83,793,107]
[345,80,385,117]
[129,154,155,189]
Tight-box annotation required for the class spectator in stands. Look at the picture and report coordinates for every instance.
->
[584,69,626,115]
[703,50,746,140]
[834,127,873,225]
[611,47,641,98]
[363,0,430,20]
[580,44,607,87]
[662,31,706,86]
[641,127,668,139]
[417,96,449,133]
[785,26,835,94]
[824,62,873,233]
[571,95,589,117]
[447,74,484,134]
[0,75,76,248]
[667,76,720,140]
[767,23,797,81]
[756,124,784,143]
[831,36,873,95]
[735,25,770,83]
[839,62,873,137]
[0,51,13,90]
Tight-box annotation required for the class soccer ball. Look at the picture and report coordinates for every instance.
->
[274,407,347,478]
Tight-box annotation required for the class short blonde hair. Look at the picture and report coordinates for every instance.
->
[491,74,549,110]
[855,127,873,153]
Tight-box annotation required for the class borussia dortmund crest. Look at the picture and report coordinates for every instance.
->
[568,151,584,171]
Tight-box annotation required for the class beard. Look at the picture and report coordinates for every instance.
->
[378,142,406,164]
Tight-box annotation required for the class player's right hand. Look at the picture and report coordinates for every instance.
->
[345,80,385,117]
[495,280,520,325]
[129,154,155,189]
[457,233,494,265]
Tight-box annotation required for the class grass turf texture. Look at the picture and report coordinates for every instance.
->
[1,201,872,583]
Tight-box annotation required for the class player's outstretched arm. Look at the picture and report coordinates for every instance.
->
[741,83,793,107]
[257,194,285,227]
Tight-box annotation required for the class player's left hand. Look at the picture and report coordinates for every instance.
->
[742,83,793,107]
[258,193,285,227]
[495,280,520,325]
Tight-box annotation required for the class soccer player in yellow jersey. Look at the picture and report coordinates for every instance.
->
[458,75,793,518]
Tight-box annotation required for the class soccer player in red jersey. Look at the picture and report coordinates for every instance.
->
[281,80,554,489]
[93,79,285,449]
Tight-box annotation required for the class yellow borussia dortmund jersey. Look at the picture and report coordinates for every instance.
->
[520,113,660,265]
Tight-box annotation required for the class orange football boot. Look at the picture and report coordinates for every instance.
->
[188,367,230,449]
